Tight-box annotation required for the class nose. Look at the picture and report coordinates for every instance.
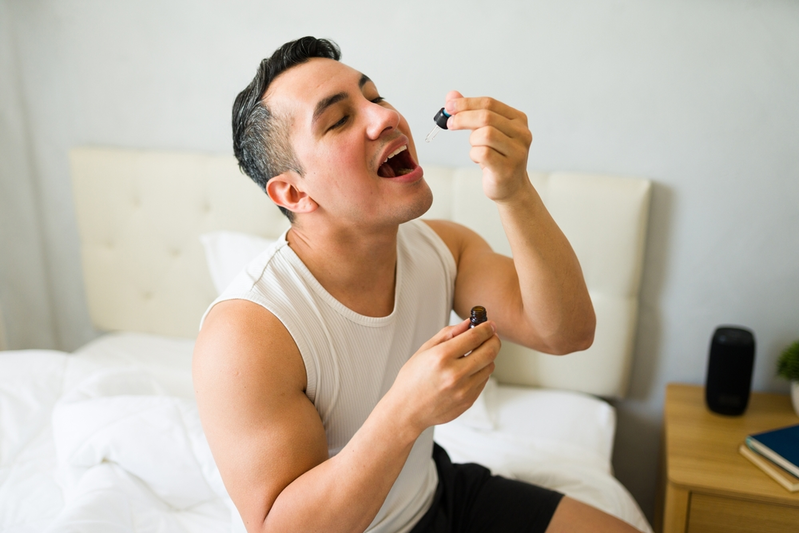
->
[365,101,400,140]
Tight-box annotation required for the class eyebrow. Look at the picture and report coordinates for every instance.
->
[312,73,372,125]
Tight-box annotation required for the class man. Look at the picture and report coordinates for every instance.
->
[194,36,638,533]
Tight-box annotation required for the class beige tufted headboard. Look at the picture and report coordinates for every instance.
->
[70,147,289,338]
[70,146,651,398]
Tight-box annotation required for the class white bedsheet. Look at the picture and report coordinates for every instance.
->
[1,333,651,532]
[1,334,242,533]
[436,383,652,532]
[48,369,231,532]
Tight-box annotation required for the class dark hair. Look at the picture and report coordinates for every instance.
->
[232,36,342,221]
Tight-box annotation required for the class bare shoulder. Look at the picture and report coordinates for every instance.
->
[193,299,327,524]
[193,300,307,405]
[421,219,492,267]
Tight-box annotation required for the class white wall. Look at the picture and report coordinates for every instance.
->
[0,0,58,350]
[2,0,798,521]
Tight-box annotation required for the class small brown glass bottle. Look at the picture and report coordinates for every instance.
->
[469,306,487,328]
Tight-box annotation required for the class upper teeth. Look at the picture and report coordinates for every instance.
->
[383,145,407,164]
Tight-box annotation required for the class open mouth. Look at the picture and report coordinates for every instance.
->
[377,145,416,178]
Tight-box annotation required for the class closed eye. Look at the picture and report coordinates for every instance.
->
[328,115,349,131]
[327,96,385,131]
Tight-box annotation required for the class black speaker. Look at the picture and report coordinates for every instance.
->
[705,326,755,416]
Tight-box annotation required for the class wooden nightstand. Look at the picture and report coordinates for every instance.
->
[657,383,799,533]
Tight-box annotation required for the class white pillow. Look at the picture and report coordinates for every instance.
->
[200,231,275,295]
[437,384,616,464]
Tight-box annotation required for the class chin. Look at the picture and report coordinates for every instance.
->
[405,180,434,221]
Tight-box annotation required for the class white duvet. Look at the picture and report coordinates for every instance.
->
[47,369,234,532]
[0,333,651,532]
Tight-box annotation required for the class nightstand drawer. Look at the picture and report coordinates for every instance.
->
[687,492,799,533]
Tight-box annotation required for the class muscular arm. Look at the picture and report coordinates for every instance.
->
[426,92,595,355]
[193,299,499,532]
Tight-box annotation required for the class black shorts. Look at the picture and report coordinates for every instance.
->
[410,443,564,533]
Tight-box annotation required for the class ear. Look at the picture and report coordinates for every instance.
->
[265,172,318,216]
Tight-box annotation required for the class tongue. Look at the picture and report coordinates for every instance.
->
[378,161,396,178]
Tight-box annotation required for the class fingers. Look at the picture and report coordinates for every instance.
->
[416,319,470,353]
[448,321,500,362]
[394,321,499,430]
[442,95,532,166]
[418,320,499,366]
[461,324,501,373]
[467,127,527,165]
[444,96,529,134]
[468,358,496,392]
[450,110,528,153]
[445,93,524,119]
[438,92,533,201]
[430,322,499,413]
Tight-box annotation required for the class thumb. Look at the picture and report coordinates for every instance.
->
[445,90,463,108]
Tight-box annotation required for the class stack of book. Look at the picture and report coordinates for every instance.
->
[739,423,799,492]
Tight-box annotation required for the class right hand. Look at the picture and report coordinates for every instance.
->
[388,319,500,435]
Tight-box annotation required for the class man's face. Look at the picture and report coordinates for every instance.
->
[265,58,432,228]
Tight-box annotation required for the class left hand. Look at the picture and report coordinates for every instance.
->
[444,91,533,203]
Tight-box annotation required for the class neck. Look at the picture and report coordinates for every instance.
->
[286,222,400,317]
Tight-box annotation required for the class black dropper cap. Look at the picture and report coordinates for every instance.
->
[433,107,451,130]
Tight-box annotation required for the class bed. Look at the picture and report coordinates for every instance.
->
[0,146,653,532]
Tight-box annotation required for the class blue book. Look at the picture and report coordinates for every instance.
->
[746,423,799,478]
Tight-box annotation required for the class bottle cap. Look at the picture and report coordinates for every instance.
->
[433,107,451,130]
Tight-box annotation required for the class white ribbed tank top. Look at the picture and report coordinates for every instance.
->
[204,219,456,533]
